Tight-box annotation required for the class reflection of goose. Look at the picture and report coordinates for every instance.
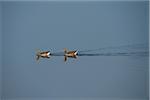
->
[36,50,51,60]
[64,48,78,62]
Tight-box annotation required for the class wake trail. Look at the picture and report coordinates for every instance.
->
[50,43,149,57]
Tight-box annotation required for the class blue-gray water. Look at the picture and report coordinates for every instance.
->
[0,2,2,100]
[51,43,149,57]
[0,1,149,100]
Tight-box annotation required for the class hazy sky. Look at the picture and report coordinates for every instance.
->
[1,1,149,99]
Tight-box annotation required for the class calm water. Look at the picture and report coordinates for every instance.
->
[0,1,149,100]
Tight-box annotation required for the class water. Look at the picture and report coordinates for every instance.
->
[50,43,149,57]
[1,1,149,100]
